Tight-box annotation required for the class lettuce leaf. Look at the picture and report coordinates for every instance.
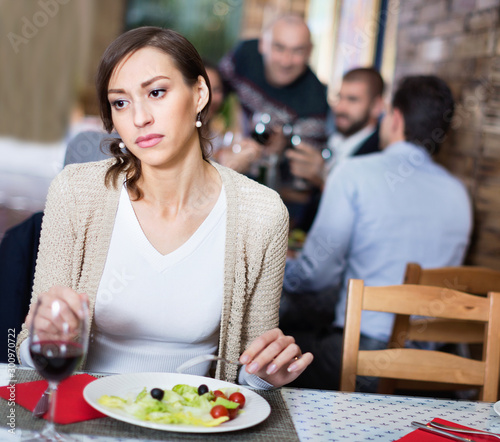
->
[98,383,236,427]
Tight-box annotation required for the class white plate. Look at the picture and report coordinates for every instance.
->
[494,401,500,416]
[83,372,271,433]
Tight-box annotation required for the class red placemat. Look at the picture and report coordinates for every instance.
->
[398,417,498,441]
[0,374,105,424]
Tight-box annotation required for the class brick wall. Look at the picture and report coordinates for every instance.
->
[394,0,500,268]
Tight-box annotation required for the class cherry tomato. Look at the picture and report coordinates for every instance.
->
[228,407,239,420]
[229,392,246,409]
[210,404,229,419]
[213,390,227,399]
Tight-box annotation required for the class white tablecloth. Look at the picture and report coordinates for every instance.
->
[1,365,499,441]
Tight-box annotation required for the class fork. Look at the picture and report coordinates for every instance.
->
[176,355,243,374]
[429,421,500,439]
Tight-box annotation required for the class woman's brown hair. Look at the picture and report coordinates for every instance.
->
[96,27,212,199]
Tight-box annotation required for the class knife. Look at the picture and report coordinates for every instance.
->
[411,421,473,441]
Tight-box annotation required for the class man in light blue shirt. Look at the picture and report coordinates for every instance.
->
[281,75,472,391]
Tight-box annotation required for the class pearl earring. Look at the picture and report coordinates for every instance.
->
[195,113,202,128]
[119,141,125,149]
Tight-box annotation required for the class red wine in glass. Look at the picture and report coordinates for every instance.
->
[28,295,88,441]
[30,341,84,383]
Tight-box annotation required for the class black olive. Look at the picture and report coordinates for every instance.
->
[150,388,164,400]
[198,384,209,395]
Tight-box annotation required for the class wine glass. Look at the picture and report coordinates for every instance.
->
[250,112,272,145]
[28,295,88,441]
[249,112,276,186]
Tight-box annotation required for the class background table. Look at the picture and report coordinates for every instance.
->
[282,388,500,440]
[1,364,500,441]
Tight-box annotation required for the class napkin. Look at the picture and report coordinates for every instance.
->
[398,418,499,441]
[0,374,106,424]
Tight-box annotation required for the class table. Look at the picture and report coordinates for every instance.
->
[282,389,500,440]
[1,364,499,441]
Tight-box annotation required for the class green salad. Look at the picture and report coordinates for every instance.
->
[98,384,245,427]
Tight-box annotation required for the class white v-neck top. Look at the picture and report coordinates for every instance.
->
[85,184,226,375]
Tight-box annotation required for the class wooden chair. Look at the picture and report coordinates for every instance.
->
[340,279,500,402]
[397,263,500,345]
[379,264,500,396]
[404,263,500,295]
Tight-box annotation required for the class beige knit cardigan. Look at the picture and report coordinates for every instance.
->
[16,159,289,383]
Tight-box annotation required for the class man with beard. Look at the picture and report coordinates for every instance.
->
[286,67,384,190]
[280,75,472,391]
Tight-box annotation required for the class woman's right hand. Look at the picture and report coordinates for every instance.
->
[25,286,88,337]
[240,328,314,388]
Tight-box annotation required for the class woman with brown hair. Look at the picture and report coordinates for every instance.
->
[16,27,312,388]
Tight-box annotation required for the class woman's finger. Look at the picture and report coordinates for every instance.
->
[247,335,296,374]
[240,328,284,364]
[259,351,314,388]
[287,351,314,373]
[241,329,299,374]
[263,342,302,375]
[28,286,87,339]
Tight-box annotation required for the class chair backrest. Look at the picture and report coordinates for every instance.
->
[399,264,500,344]
[404,263,500,295]
[340,279,500,402]
[64,130,117,166]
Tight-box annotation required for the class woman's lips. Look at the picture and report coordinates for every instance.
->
[135,134,164,148]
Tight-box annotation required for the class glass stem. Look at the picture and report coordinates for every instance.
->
[46,381,58,433]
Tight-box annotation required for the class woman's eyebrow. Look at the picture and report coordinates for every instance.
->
[108,88,125,95]
[108,76,170,95]
[141,75,169,88]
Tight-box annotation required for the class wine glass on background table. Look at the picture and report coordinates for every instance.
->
[250,112,278,187]
[28,296,89,441]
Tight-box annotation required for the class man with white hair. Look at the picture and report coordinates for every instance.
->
[219,15,329,211]
[220,15,328,146]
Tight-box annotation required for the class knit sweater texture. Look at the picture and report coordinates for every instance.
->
[17,159,289,383]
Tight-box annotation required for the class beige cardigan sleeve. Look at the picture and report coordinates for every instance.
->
[240,198,289,347]
[16,169,78,361]
[214,164,290,382]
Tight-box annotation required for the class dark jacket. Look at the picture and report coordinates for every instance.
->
[0,212,43,363]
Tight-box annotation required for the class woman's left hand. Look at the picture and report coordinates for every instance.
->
[239,328,313,388]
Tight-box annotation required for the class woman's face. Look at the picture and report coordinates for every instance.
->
[206,67,224,121]
[108,47,208,169]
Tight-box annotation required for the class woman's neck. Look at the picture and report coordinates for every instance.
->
[133,157,221,216]
[127,155,223,255]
